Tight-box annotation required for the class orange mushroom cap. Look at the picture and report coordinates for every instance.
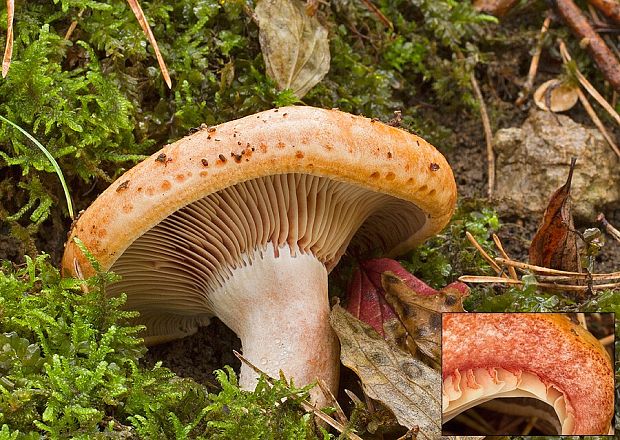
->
[442,313,614,435]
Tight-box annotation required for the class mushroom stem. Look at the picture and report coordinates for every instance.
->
[209,243,339,405]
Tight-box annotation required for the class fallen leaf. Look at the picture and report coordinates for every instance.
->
[382,272,468,366]
[346,259,468,363]
[346,260,398,338]
[2,0,14,78]
[330,305,441,438]
[255,0,330,98]
[529,158,581,273]
[126,0,171,88]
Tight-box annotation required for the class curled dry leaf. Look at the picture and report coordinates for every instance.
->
[529,158,581,273]
[255,0,330,98]
[381,272,468,365]
[346,259,468,364]
[330,305,441,439]
[534,79,579,112]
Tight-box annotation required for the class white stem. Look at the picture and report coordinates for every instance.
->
[209,243,340,405]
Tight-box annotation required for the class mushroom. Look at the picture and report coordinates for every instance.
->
[442,313,614,435]
[533,79,579,112]
[62,106,457,402]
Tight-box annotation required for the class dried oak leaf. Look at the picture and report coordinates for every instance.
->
[529,158,581,273]
[382,272,468,365]
[346,259,468,364]
[330,305,441,438]
[255,0,330,98]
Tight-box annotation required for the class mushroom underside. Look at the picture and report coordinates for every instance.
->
[108,172,426,339]
[443,367,573,435]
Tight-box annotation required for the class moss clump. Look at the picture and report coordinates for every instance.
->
[0,254,325,439]
[0,0,495,258]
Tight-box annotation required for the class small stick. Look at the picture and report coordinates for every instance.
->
[2,0,14,78]
[344,389,364,406]
[576,87,620,158]
[576,312,588,330]
[599,333,614,345]
[495,257,620,279]
[559,39,620,126]
[516,14,552,106]
[492,234,518,279]
[359,0,393,30]
[233,351,364,440]
[555,0,620,92]
[470,72,495,197]
[597,213,620,242]
[126,0,172,89]
[458,275,620,291]
[587,0,620,25]
[466,232,504,275]
[64,9,85,41]
[317,378,348,425]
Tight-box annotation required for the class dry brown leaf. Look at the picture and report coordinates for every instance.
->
[529,158,581,273]
[2,0,14,78]
[330,305,441,439]
[381,272,467,366]
[126,0,171,88]
[255,0,330,98]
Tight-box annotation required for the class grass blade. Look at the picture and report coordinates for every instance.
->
[0,115,74,219]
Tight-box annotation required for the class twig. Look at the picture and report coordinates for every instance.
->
[576,312,588,330]
[458,275,620,291]
[587,0,620,25]
[2,0,14,78]
[597,213,620,242]
[555,0,620,92]
[516,14,552,106]
[126,0,172,89]
[559,39,620,125]
[359,0,393,30]
[576,87,620,158]
[64,9,85,41]
[495,257,620,279]
[233,350,364,440]
[466,232,503,275]
[599,333,615,345]
[317,378,348,425]
[492,234,518,279]
[470,72,495,197]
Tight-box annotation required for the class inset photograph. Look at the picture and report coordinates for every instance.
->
[442,312,615,436]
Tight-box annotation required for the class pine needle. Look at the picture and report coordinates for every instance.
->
[126,0,172,88]
[2,0,14,78]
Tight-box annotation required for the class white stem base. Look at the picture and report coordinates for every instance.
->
[209,243,339,405]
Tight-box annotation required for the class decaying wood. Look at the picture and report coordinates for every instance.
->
[2,0,14,78]
[555,0,620,92]
[587,0,620,25]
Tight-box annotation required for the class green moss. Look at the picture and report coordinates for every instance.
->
[0,254,325,439]
[400,201,500,289]
[1,0,496,253]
